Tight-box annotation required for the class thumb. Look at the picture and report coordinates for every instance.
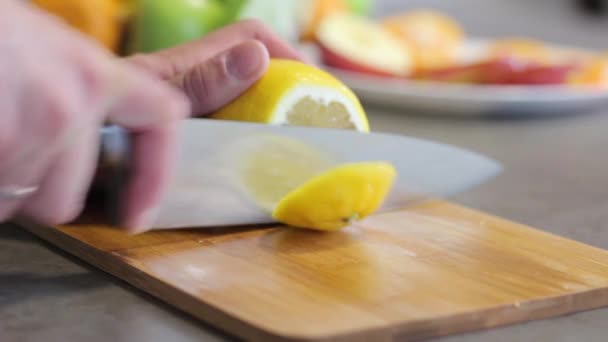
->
[173,40,270,116]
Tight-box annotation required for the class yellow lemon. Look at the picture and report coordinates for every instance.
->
[237,135,334,212]
[272,162,396,231]
[210,59,369,132]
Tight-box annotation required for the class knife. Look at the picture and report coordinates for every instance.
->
[98,119,501,229]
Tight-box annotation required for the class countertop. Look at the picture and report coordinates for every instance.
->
[4,0,608,341]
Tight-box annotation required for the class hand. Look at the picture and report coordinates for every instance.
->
[126,19,305,116]
[0,1,189,230]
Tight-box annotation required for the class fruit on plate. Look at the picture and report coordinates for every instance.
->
[272,162,396,231]
[488,38,554,65]
[127,0,230,53]
[32,0,127,53]
[411,58,521,84]
[568,57,608,88]
[503,64,581,85]
[412,56,583,85]
[316,13,413,77]
[381,10,464,70]
[211,58,369,131]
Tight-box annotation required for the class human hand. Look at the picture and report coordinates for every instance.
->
[0,1,189,230]
[126,19,305,116]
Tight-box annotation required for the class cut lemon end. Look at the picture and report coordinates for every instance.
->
[286,96,357,129]
[272,162,397,231]
[238,135,334,212]
[211,59,369,132]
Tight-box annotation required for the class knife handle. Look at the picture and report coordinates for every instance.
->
[96,125,132,226]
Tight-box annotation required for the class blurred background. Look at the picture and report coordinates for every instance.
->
[29,0,608,54]
[376,0,607,49]
[29,0,608,116]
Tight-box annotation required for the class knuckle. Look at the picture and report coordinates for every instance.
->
[182,60,227,113]
[77,60,106,103]
[41,88,76,140]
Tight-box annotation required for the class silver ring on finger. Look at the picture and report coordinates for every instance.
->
[0,185,39,201]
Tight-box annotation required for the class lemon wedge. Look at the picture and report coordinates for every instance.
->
[210,59,369,132]
[237,135,334,212]
[272,162,396,231]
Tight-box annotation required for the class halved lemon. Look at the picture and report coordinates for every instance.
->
[210,59,369,132]
[272,162,396,231]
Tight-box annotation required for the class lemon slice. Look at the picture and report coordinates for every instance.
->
[237,135,334,212]
[210,59,369,132]
[272,162,396,231]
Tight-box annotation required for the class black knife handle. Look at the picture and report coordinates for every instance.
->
[97,125,132,226]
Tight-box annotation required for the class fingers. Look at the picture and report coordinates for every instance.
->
[173,40,269,115]
[0,66,85,222]
[129,19,303,80]
[20,122,100,225]
[0,0,190,232]
[119,123,178,233]
[106,62,189,232]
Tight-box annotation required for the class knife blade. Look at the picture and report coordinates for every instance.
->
[99,119,501,229]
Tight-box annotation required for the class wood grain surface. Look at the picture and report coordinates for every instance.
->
[18,200,608,341]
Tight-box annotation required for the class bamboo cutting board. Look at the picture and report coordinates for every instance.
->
[18,200,608,341]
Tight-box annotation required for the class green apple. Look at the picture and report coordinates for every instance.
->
[127,0,231,53]
[346,0,374,15]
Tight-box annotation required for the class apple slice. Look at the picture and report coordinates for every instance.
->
[410,58,522,84]
[316,13,413,77]
[501,64,580,85]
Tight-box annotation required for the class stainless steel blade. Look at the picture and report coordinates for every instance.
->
[101,119,502,229]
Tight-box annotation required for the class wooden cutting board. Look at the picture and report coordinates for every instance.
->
[18,200,608,342]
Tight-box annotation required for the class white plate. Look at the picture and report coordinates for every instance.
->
[299,41,608,117]
[326,68,608,117]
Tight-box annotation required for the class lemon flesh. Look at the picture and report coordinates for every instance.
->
[237,135,333,212]
[272,162,396,231]
[211,59,369,132]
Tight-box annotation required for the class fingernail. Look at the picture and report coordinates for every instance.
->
[226,41,269,80]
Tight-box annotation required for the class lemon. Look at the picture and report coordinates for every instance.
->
[237,134,334,212]
[272,162,396,231]
[210,59,369,132]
